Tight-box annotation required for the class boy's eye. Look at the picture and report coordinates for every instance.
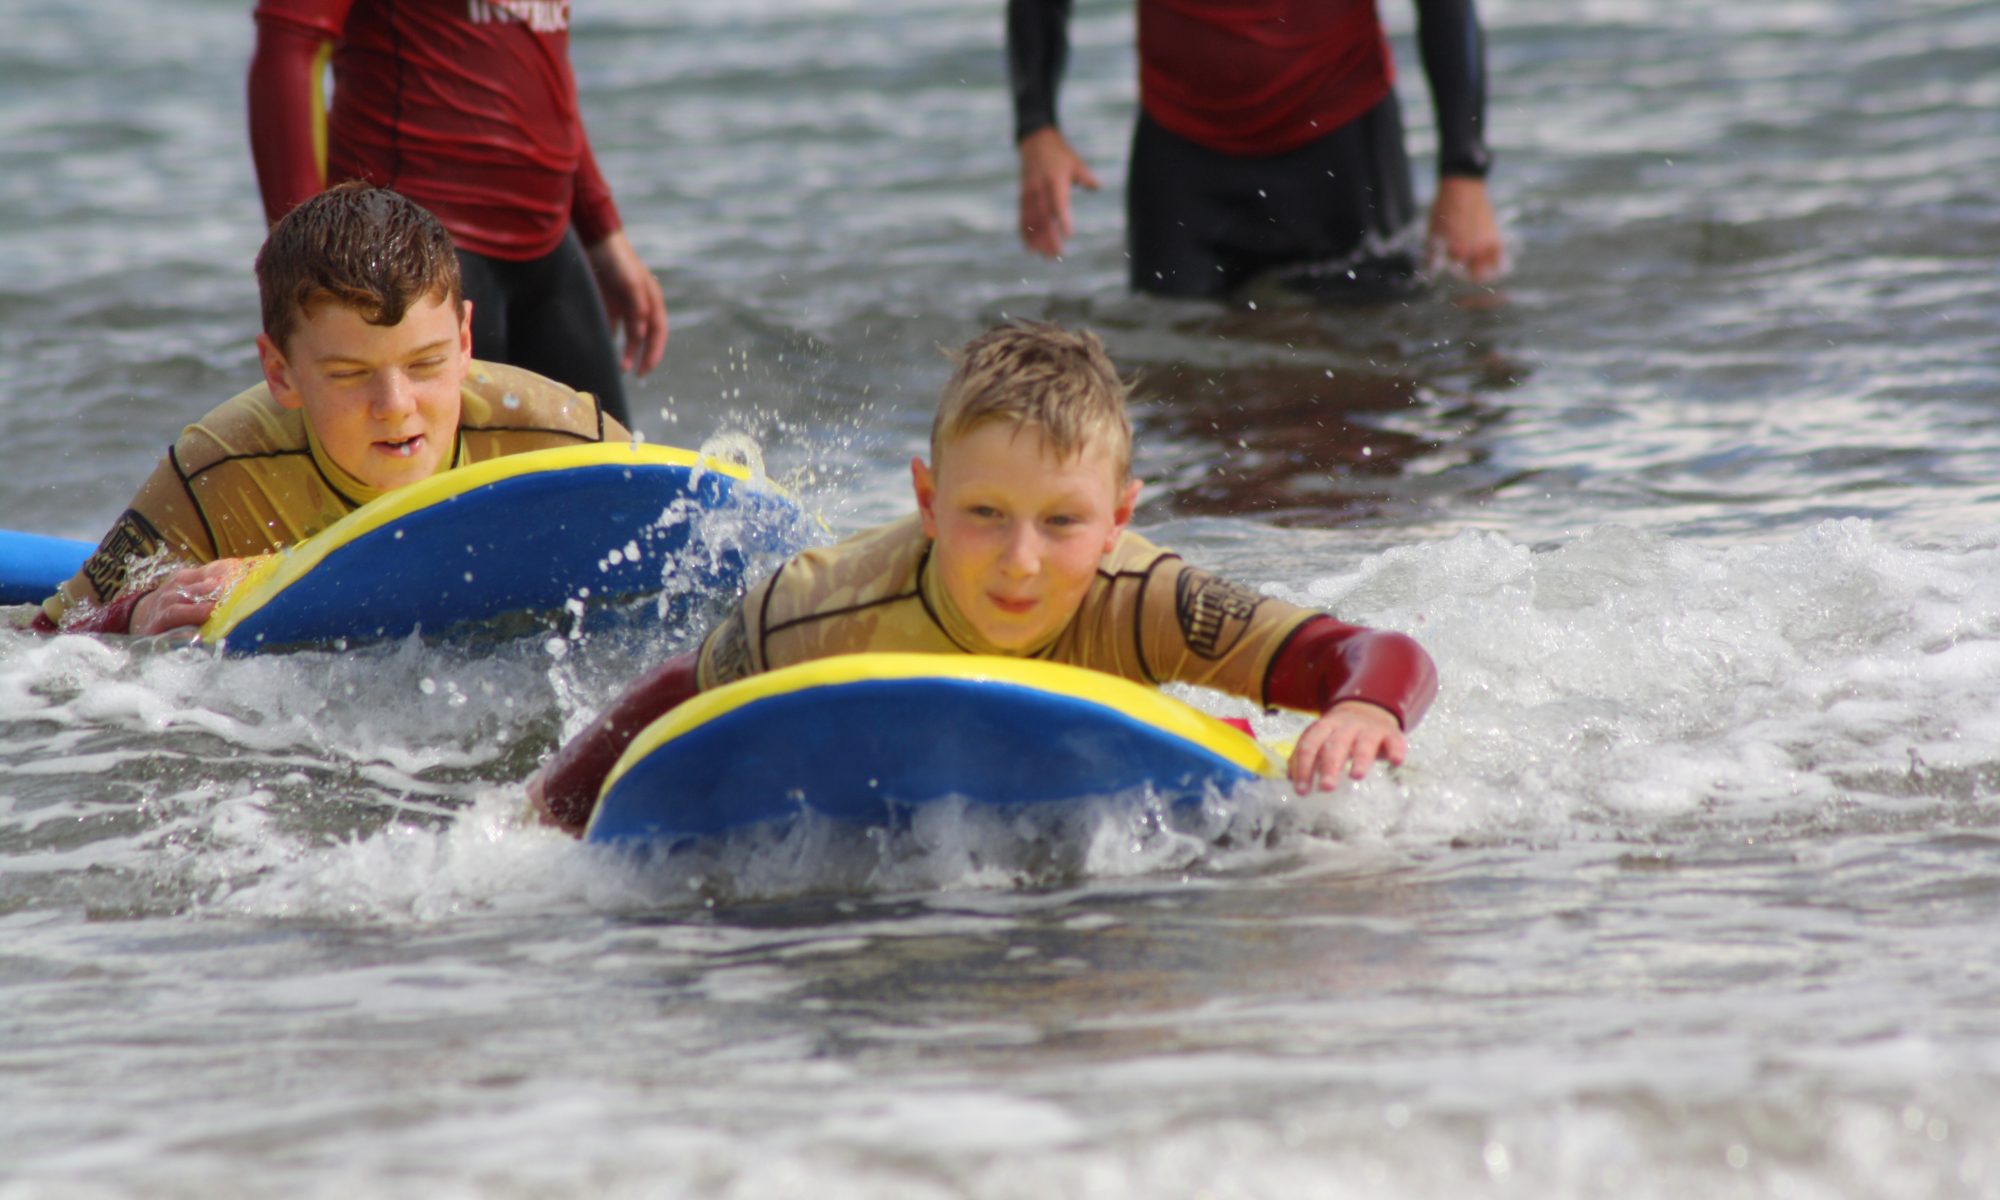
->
[968,504,1002,519]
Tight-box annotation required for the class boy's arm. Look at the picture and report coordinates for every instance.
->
[247,1,355,226]
[1264,616,1440,795]
[34,557,244,637]
[29,587,145,635]
[1263,615,1438,731]
[37,454,221,634]
[528,651,701,836]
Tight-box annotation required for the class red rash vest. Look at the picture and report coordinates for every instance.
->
[249,0,621,259]
[1138,0,1394,158]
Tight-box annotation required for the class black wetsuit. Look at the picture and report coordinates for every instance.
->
[1008,0,1492,301]
[458,231,632,426]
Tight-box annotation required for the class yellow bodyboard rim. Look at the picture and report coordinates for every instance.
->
[594,653,1284,810]
[200,442,755,644]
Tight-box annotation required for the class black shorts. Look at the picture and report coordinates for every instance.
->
[457,230,631,426]
[1126,92,1419,301]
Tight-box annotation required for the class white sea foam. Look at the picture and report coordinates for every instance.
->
[26,518,1968,932]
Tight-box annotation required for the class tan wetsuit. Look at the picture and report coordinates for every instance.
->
[697,514,1320,707]
[537,515,1437,832]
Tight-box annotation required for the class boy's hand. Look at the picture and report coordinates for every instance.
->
[129,558,245,638]
[1287,700,1408,795]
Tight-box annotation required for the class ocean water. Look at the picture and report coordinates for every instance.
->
[3,0,1999,1196]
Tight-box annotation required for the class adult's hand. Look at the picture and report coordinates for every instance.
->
[1427,175,1505,283]
[1017,126,1100,259]
[585,230,669,376]
[1286,700,1409,795]
[129,558,245,638]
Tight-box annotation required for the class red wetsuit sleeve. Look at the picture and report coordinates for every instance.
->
[30,587,149,637]
[247,2,354,225]
[536,651,700,835]
[1264,615,1438,731]
[571,139,621,247]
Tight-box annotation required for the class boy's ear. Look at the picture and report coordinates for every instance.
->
[458,300,474,358]
[256,333,303,411]
[911,456,939,539]
[1105,476,1141,552]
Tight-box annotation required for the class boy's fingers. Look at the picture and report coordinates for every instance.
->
[1320,732,1352,796]
[1288,722,1329,793]
[133,591,213,638]
[1347,736,1379,780]
[1311,728,1359,794]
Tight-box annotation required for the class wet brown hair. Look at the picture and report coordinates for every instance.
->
[931,321,1133,481]
[255,182,463,353]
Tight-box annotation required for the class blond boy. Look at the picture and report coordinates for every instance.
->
[37,182,630,638]
[532,321,1435,833]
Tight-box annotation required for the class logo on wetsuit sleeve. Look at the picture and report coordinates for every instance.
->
[705,607,754,684]
[1174,566,1264,659]
[81,509,164,602]
[467,0,570,33]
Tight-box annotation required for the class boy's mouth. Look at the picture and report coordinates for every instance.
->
[988,593,1038,615]
[376,434,426,458]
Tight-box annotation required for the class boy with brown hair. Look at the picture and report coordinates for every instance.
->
[36,182,630,638]
[531,321,1436,833]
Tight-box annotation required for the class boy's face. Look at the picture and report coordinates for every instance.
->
[256,292,470,493]
[913,421,1139,652]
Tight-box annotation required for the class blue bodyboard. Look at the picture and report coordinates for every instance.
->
[0,530,93,607]
[585,655,1283,844]
[201,443,804,652]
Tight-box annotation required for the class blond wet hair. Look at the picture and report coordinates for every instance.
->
[931,321,1133,482]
